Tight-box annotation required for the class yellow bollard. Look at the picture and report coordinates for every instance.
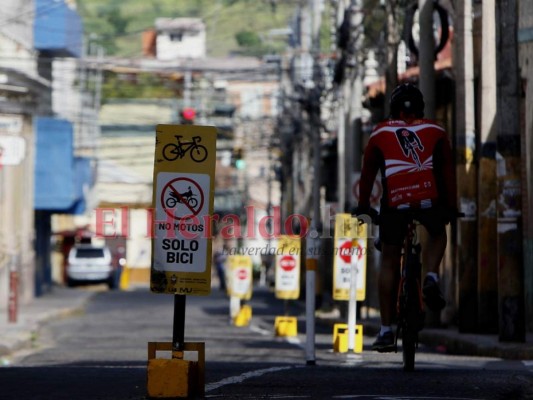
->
[274,316,298,337]
[333,324,363,353]
[119,267,130,291]
[147,342,205,398]
[234,305,252,327]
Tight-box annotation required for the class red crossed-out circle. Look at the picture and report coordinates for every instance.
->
[279,255,296,272]
[161,177,204,220]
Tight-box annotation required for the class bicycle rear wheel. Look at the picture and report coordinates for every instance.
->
[163,143,179,161]
[402,305,418,371]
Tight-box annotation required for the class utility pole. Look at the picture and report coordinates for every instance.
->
[304,0,323,366]
[337,0,348,213]
[384,1,401,117]
[518,0,533,335]
[454,0,478,332]
[477,0,498,333]
[496,0,524,342]
[417,0,435,119]
[347,0,364,179]
[346,0,364,353]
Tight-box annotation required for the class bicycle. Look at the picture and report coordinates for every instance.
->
[359,209,461,371]
[163,135,208,162]
[395,214,425,372]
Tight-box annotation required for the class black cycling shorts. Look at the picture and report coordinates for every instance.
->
[379,206,448,246]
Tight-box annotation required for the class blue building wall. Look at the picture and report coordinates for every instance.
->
[33,0,83,57]
[34,117,94,213]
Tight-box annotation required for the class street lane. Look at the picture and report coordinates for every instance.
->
[1,287,532,399]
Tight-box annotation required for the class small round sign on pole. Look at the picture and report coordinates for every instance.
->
[280,255,296,271]
[275,236,301,300]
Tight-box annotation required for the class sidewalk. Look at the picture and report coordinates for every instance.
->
[0,286,95,360]
[315,311,533,360]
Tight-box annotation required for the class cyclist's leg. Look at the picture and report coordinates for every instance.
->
[372,209,406,351]
[425,230,447,274]
[418,207,448,310]
[379,242,402,326]
[418,207,448,275]
[377,209,407,326]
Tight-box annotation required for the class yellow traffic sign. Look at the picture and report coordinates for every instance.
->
[227,255,253,300]
[332,214,367,301]
[275,235,301,300]
[151,125,216,295]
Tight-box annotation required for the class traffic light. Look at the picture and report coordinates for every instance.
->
[180,107,196,125]
[232,147,245,169]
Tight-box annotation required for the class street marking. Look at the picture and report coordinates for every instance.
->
[205,365,295,392]
[249,324,272,336]
[343,353,363,365]
[249,323,304,349]
[286,336,305,349]
[332,396,483,399]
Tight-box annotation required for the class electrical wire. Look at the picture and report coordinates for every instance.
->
[0,1,65,28]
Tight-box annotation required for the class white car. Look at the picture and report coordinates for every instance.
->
[66,245,117,289]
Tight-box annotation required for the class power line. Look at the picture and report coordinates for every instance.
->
[0,1,65,28]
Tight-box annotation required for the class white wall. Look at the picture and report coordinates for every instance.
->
[156,29,206,60]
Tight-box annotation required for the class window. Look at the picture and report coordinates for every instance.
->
[75,248,105,258]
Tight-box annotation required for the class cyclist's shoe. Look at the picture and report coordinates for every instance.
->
[371,331,395,353]
[422,276,446,311]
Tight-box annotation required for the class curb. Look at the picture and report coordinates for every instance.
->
[316,316,533,360]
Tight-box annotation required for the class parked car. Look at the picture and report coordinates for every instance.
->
[66,245,117,289]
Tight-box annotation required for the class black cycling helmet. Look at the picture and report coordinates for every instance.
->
[389,83,425,119]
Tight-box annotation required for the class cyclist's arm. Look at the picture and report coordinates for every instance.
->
[438,135,457,209]
[358,142,381,209]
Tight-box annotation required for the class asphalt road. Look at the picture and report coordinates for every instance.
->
[2,287,533,399]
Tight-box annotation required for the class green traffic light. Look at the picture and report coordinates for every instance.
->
[235,159,246,169]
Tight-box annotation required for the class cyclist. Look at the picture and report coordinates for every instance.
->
[355,83,457,352]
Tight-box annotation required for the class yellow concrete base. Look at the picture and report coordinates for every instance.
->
[234,305,252,327]
[147,342,205,399]
[333,323,363,353]
[147,358,196,398]
[274,316,298,337]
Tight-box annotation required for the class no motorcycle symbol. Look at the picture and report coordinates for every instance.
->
[161,177,204,220]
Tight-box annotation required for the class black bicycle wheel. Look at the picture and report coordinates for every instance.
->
[163,143,179,161]
[190,145,208,162]
[402,304,418,372]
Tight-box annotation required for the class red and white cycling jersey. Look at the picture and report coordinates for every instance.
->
[359,118,455,210]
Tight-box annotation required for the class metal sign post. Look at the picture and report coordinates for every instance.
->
[173,295,186,352]
[305,229,320,365]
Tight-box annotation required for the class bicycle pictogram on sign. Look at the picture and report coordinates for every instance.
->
[162,135,208,163]
[161,177,204,220]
